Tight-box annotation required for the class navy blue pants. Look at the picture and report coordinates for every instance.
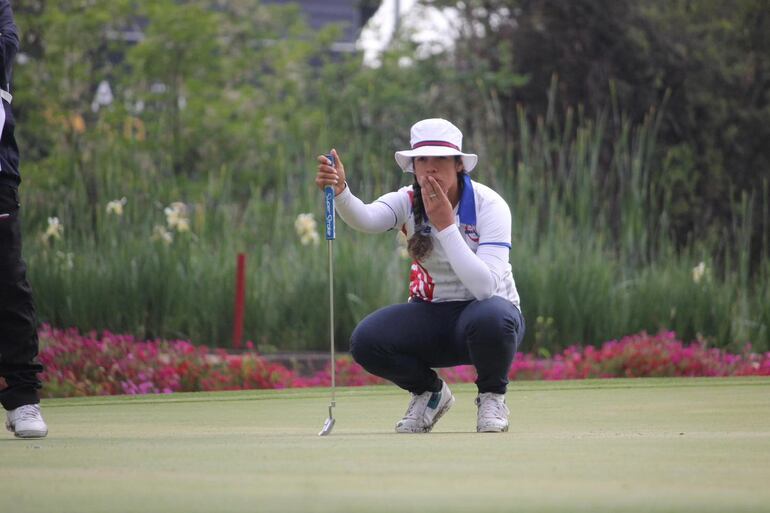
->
[0,184,42,410]
[350,296,525,395]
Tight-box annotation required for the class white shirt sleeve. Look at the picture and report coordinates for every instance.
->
[334,185,409,233]
[435,192,512,300]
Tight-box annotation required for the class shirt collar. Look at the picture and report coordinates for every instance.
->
[458,173,476,225]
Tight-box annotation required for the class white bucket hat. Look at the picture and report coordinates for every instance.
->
[394,118,478,173]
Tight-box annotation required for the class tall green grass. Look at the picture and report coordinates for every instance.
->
[20,100,769,353]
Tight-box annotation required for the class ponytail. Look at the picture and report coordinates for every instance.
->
[407,178,433,260]
[407,160,465,261]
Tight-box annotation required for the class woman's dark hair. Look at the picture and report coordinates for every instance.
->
[407,156,464,261]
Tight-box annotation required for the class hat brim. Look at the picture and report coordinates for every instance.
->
[395,146,478,173]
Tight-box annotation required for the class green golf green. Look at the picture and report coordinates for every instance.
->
[1,377,768,513]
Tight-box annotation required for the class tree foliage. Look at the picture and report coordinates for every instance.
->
[13,0,339,188]
[424,0,769,262]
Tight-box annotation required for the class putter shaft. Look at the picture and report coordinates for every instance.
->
[328,239,335,408]
[320,160,337,436]
[319,222,336,436]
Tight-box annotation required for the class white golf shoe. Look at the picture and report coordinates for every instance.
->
[6,403,48,438]
[395,381,455,433]
[476,392,509,433]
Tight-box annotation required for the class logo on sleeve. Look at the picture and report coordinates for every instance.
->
[462,224,480,243]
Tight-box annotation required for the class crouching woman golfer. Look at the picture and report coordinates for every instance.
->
[315,118,525,433]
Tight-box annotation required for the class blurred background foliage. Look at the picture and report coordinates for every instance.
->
[10,0,770,352]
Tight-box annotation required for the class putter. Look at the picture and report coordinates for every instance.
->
[319,153,337,436]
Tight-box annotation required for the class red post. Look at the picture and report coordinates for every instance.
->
[232,252,246,349]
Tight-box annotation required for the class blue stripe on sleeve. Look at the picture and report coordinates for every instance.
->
[479,242,512,249]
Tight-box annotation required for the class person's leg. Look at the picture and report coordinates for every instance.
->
[453,296,525,395]
[351,300,471,432]
[0,184,43,411]
[350,300,471,394]
[451,297,524,433]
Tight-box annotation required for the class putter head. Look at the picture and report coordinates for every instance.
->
[319,404,335,436]
[319,416,335,436]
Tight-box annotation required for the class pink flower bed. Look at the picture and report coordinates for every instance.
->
[449,331,770,383]
[2,327,767,398]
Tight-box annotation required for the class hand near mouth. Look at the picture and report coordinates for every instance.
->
[421,176,454,231]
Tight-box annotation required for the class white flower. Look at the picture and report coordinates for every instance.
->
[175,217,190,232]
[294,213,319,246]
[151,224,173,245]
[42,217,63,242]
[300,231,320,246]
[294,213,316,234]
[164,202,190,232]
[106,197,127,216]
[692,262,707,284]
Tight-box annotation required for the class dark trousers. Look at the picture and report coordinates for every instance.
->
[350,296,525,395]
[0,184,42,410]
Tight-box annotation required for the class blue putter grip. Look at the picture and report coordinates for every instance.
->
[324,153,335,240]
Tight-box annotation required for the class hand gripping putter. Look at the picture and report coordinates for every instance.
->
[319,153,337,436]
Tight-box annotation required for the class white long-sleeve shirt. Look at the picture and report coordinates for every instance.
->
[334,174,521,309]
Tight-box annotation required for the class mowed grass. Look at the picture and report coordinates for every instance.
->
[1,378,769,513]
